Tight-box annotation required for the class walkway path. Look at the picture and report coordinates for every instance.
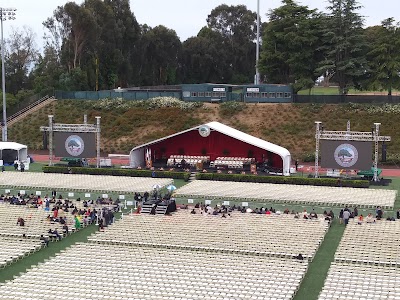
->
[293,220,346,300]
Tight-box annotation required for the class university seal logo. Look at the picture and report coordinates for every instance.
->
[334,143,358,168]
[198,125,210,137]
[65,135,85,157]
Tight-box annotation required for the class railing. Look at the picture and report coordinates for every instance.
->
[6,95,54,123]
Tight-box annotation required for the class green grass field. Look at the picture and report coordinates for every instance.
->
[298,86,400,95]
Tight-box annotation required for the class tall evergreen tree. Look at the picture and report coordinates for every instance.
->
[181,27,228,83]
[363,18,400,95]
[318,0,367,94]
[207,4,257,83]
[259,0,325,93]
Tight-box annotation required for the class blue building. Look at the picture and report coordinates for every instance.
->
[243,84,293,103]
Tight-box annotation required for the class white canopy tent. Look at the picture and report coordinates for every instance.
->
[0,142,28,165]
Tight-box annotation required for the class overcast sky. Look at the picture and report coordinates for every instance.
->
[0,0,397,51]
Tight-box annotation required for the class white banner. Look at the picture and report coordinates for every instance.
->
[213,87,225,92]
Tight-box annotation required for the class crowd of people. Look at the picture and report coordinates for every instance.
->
[182,202,400,227]
[185,202,336,222]
[0,190,121,246]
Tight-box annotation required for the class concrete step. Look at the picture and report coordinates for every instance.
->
[2,96,56,128]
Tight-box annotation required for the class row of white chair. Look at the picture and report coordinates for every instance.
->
[88,211,329,261]
[0,242,309,300]
[0,172,173,194]
[335,221,400,266]
[319,262,400,300]
[175,180,396,209]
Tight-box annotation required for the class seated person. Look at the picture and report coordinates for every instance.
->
[309,210,318,219]
[190,209,196,214]
[293,253,304,260]
[48,229,62,241]
[40,235,49,247]
[365,213,375,223]
[357,215,364,225]
[17,217,25,226]
[62,224,69,235]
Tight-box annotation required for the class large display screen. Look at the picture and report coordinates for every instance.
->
[54,132,96,158]
[321,140,372,170]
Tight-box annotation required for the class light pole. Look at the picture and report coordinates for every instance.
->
[254,0,260,85]
[0,8,16,142]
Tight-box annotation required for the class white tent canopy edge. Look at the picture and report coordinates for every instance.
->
[0,142,28,166]
[129,121,292,176]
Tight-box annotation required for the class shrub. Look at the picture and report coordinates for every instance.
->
[43,166,190,181]
[91,97,203,111]
[195,172,369,188]
[219,101,246,117]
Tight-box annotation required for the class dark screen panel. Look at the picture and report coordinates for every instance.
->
[321,140,372,170]
[54,132,96,158]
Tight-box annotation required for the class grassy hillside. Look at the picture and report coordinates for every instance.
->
[8,99,400,161]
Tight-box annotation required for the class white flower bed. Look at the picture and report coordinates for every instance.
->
[92,96,203,110]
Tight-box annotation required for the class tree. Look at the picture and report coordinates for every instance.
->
[32,46,62,93]
[207,4,258,83]
[318,0,367,94]
[103,0,140,87]
[5,26,39,94]
[181,27,228,83]
[58,67,89,91]
[259,0,325,92]
[138,25,182,86]
[363,19,400,95]
[43,0,140,90]
[44,2,96,72]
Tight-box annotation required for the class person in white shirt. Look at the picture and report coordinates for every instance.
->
[365,213,375,223]
[343,210,351,225]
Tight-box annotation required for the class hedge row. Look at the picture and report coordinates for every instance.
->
[196,173,369,188]
[43,166,190,181]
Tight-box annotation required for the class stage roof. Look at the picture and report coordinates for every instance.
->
[130,121,291,175]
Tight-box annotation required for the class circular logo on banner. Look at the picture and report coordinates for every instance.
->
[198,125,210,137]
[334,143,358,168]
[65,135,85,157]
